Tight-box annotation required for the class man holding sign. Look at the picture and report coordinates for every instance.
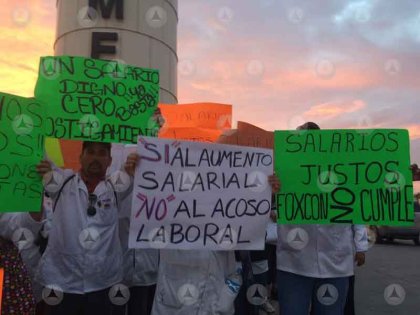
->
[274,123,370,315]
[35,142,139,315]
[127,137,278,315]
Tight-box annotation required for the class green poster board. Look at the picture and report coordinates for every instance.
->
[274,129,414,226]
[0,92,44,212]
[35,56,160,144]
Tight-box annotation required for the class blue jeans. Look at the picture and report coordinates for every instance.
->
[277,270,349,315]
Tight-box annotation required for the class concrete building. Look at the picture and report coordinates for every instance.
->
[54,0,178,103]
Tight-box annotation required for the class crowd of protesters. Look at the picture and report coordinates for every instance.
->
[6,121,418,315]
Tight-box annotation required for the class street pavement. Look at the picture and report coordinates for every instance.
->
[259,239,420,314]
[355,240,420,315]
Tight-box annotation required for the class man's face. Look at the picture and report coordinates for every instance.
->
[79,143,112,177]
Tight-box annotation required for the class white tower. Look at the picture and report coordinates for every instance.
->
[54,0,178,104]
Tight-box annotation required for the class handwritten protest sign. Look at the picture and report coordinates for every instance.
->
[0,93,44,212]
[35,56,160,143]
[48,103,232,170]
[274,129,414,225]
[129,137,273,250]
[159,103,231,129]
[159,103,232,143]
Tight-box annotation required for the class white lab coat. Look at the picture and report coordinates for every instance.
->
[276,224,368,278]
[151,250,237,315]
[110,144,160,287]
[119,194,159,287]
[0,212,43,301]
[36,169,127,294]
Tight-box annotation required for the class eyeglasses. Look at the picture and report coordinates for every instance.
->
[87,194,97,217]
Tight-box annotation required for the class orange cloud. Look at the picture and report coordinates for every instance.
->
[0,0,55,97]
[304,100,366,119]
[406,125,420,140]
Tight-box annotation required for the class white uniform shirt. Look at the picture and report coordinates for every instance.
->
[119,194,159,287]
[152,250,237,315]
[277,224,368,278]
[37,169,125,294]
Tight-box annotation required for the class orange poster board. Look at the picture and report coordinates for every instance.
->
[53,103,233,170]
[60,139,82,171]
[159,103,232,130]
[0,268,4,314]
[159,127,223,143]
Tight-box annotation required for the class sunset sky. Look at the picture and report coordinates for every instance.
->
[1,0,420,165]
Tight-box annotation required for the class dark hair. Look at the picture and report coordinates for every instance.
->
[297,122,320,130]
[82,141,111,154]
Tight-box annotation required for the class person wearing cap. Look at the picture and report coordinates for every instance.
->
[274,122,368,315]
[35,141,139,315]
